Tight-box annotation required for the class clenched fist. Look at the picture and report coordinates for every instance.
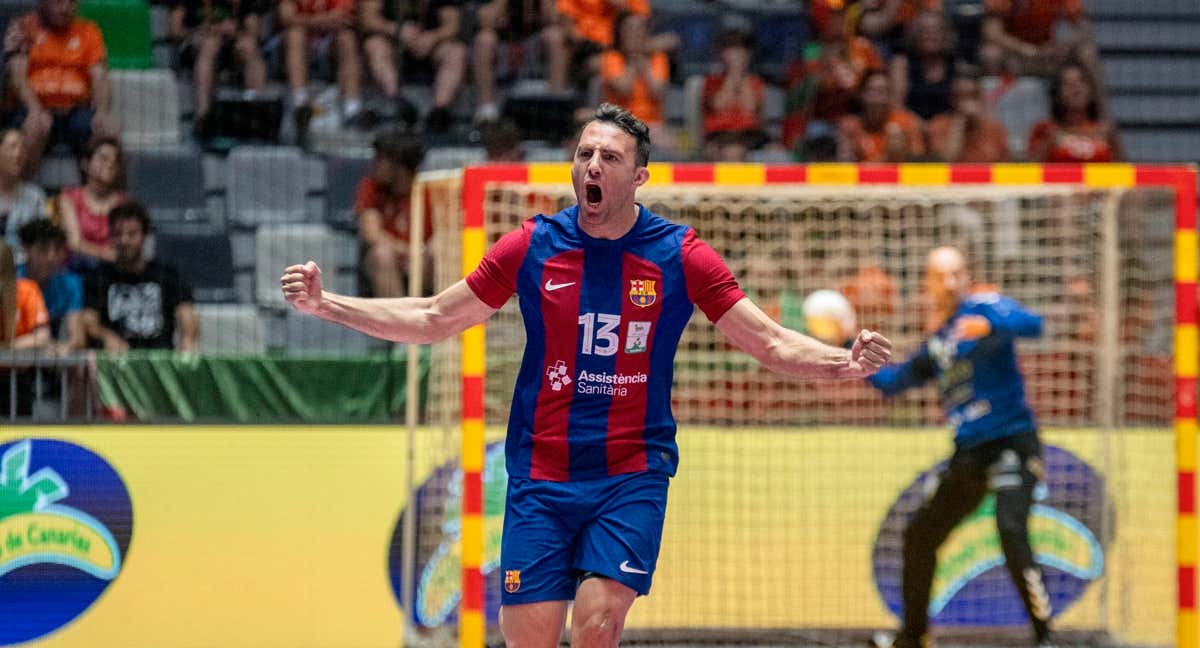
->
[280,261,324,314]
[842,329,893,378]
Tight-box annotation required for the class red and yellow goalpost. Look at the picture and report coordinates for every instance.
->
[453,162,1198,648]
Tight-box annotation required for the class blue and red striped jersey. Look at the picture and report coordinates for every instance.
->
[467,204,746,482]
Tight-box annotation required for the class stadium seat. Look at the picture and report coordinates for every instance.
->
[35,154,80,193]
[284,308,388,354]
[421,147,485,171]
[324,154,371,230]
[254,223,353,307]
[1111,93,1200,127]
[681,75,705,155]
[0,0,34,33]
[126,147,208,224]
[153,224,237,303]
[79,0,152,69]
[652,8,718,80]
[751,11,810,82]
[227,146,311,226]
[982,76,1049,160]
[1104,55,1200,93]
[195,304,265,354]
[112,69,182,146]
[1094,20,1200,52]
[1123,128,1200,162]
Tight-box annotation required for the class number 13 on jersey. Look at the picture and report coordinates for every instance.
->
[578,313,653,356]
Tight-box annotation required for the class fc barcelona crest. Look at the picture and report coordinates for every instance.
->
[629,279,657,308]
[505,570,521,593]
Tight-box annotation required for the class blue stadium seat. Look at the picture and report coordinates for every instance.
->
[324,154,371,230]
[126,147,208,224]
[751,11,810,82]
[652,9,719,80]
[153,224,237,303]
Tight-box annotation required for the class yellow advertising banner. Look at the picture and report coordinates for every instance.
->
[0,426,1174,647]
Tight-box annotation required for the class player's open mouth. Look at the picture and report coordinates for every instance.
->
[586,183,602,206]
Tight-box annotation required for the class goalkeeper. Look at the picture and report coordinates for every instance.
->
[867,246,1053,648]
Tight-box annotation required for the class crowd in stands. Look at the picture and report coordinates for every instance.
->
[0,0,1125,373]
[0,0,1121,166]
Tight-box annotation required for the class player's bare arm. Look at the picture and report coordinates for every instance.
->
[280,261,498,343]
[715,298,892,379]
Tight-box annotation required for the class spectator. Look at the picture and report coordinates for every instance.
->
[0,129,50,261]
[701,23,768,162]
[0,241,49,349]
[480,119,525,162]
[552,0,675,91]
[17,219,82,351]
[981,0,1097,80]
[925,70,1009,162]
[1027,61,1120,163]
[0,240,50,417]
[556,0,644,49]
[839,264,898,335]
[858,0,942,54]
[82,202,198,352]
[3,0,116,176]
[600,12,671,149]
[355,130,430,298]
[360,0,467,133]
[56,135,126,271]
[836,69,924,162]
[782,0,884,150]
[472,0,566,123]
[889,10,956,121]
[169,0,268,137]
[278,0,363,134]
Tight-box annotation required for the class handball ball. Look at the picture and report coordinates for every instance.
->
[802,289,857,345]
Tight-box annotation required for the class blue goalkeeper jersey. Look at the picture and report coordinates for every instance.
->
[868,292,1043,448]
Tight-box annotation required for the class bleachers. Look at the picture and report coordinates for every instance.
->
[227,147,313,226]
[126,147,208,224]
[253,223,354,308]
[79,0,152,69]
[284,308,388,353]
[112,69,182,146]
[195,304,265,354]
[0,0,1191,363]
[324,154,372,230]
[154,224,237,303]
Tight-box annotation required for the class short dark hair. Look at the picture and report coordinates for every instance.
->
[588,103,651,167]
[17,218,66,248]
[480,119,523,159]
[372,129,426,171]
[108,200,151,235]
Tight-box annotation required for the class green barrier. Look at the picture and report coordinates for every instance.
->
[79,0,152,70]
[95,349,429,422]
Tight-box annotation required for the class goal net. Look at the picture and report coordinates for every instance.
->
[403,164,1194,647]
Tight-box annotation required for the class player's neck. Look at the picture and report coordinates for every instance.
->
[578,203,640,240]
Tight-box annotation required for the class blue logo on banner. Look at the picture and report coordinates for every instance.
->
[872,445,1110,626]
[0,439,133,645]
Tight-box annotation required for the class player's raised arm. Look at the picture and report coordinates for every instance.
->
[280,261,498,343]
[715,298,893,379]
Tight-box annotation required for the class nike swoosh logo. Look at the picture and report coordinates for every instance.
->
[544,280,576,292]
[619,560,648,575]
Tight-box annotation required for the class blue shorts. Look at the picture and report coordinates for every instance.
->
[499,470,669,605]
